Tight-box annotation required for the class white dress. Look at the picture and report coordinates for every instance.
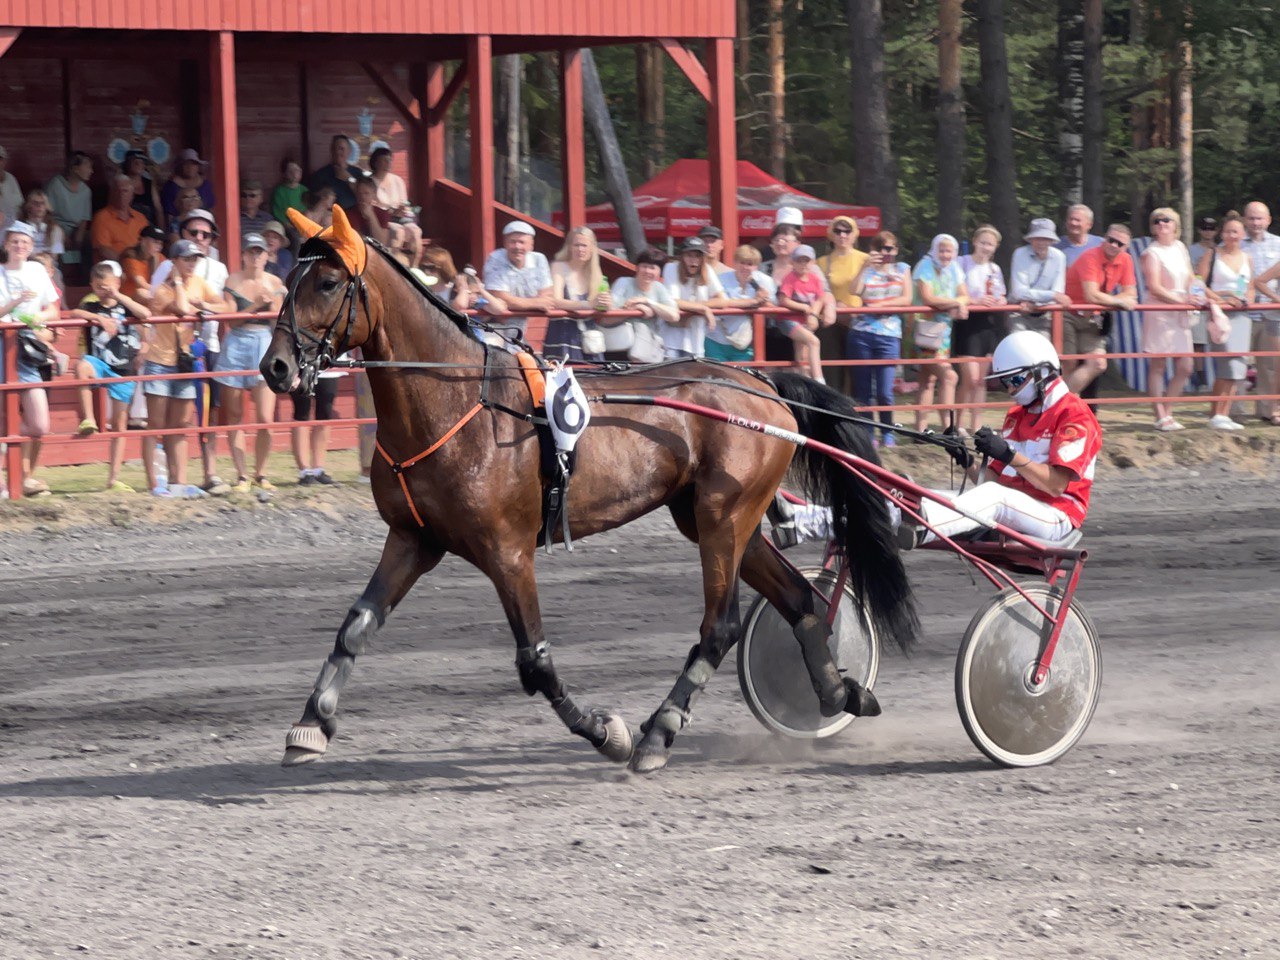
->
[1140,241,1195,354]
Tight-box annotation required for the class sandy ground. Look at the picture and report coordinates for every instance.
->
[1,464,1278,960]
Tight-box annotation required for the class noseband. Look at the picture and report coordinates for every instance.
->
[280,253,369,395]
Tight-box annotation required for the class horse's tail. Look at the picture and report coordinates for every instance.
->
[769,371,919,654]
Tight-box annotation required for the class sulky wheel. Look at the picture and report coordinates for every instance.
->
[955,583,1102,767]
[737,567,879,739]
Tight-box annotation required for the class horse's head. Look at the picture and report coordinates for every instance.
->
[261,205,377,395]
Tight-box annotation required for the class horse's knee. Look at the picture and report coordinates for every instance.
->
[336,599,383,656]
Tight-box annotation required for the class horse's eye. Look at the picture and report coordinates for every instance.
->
[320,278,341,293]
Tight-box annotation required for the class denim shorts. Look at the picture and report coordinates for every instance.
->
[217,325,272,390]
[143,360,196,400]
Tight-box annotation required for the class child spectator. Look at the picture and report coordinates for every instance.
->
[69,261,150,490]
[272,160,307,230]
[304,185,337,231]
[710,244,774,362]
[776,244,828,382]
[122,225,167,300]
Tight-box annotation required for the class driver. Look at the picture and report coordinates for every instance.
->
[768,331,1102,549]
[897,330,1102,548]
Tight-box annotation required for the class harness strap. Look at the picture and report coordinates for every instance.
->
[375,402,485,528]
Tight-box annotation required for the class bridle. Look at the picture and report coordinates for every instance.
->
[279,249,369,396]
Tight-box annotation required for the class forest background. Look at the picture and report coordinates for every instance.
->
[457,0,1279,265]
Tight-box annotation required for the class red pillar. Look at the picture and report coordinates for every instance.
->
[707,38,738,255]
[209,31,240,271]
[560,49,586,230]
[467,36,495,271]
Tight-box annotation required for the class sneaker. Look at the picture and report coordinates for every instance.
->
[895,522,926,551]
[201,476,232,496]
[253,476,276,492]
[179,484,210,499]
[76,418,99,437]
[151,485,173,498]
[1209,414,1244,432]
[314,471,336,485]
[21,477,50,496]
[230,476,251,494]
[356,473,372,485]
[298,472,317,486]
[106,479,136,493]
[882,433,897,448]
[1154,417,1186,432]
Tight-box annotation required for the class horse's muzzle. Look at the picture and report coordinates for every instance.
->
[260,349,297,395]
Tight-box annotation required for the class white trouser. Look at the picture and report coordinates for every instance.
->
[921,482,1074,543]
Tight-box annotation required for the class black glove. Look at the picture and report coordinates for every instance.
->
[941,426,973,470]
[973,426,1013,464]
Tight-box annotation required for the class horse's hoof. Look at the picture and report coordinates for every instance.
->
[843,678,882,718]
[592,710,634,764]
[628,731,670,774]
[281,724,328,767]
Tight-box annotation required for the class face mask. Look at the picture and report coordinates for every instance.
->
[1012,373,1041,407]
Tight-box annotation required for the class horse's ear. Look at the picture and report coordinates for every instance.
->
[328,205,368,276]
[286,208,325,239]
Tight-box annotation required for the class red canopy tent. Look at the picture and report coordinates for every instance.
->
[559,158,880,241]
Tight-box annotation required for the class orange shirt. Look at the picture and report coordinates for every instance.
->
[91,207,149,259]
[148,275,212,366]
[1064,245,1136,304]
[122,254,166,299]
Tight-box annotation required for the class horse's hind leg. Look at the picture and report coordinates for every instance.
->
[738,531,880,719]
[490,555,633,763]
[283,527,443,765]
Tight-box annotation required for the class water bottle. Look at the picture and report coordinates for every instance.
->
[595,278,611,311]
[1189,278,1206,303]
[153,442,168,489]
[1235,274,1248,299]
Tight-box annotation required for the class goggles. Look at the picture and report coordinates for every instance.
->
[997,368,1034,390]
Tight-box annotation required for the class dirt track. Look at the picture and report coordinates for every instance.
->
[2,467,1278,960]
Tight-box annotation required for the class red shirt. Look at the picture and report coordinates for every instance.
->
[779,269,825,306]
[343,204,391,236]
[989,379,1102,527]
[1064,244,1136,304]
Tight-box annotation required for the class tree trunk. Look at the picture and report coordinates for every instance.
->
[768,0,786,179]
[1082,0,1104,215]
[936,0,965,236]
[582,49,647,258]
[497,55,521,208]
[1057,0,1085,205]
[737,0,752,157]
[1129,0,1151,232]
[1172,23,1193,242]
[974,0,1019,273]
[846,0,901,231]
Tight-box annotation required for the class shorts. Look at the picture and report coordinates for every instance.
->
[16,359,46,384]
[82,354,136,404]
[769,317,803,337]
[951,311,1005,358]
[291,376,339,421]
[703,339,754,362]
[1061,312,1107,357]
[216,326,272,390]
[143,360,196,400]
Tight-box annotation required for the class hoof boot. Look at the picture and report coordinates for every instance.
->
[589,710,634,764]
[281,724,329,767]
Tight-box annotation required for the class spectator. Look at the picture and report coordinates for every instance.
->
[1062,222,1136,395]
[708,244,773,363]
[271,159,307,230]
[122,225,167,300]
[417,245,485,314]
[1197,211,1253,431]
[1187,215,1219,391]
[122,150,162,227]
[777,243,831,382]
[44,151,94,261]
[239,180,274,236]
[1140,208,1202,432]
[1188,215,1219,267]
[32,252,63,304]
[21,190,65,258]
[1,221,61,496]
[482,220,554,339]
[0,145,22,225]
[160,148,216,224]
[608,246,678,362]
[308,134,363,210]
[91,175,150,262]
[262,220,294,281]
[849,231,912,445]
[148,208,232,494]
[698,225,727,274]
[955,224,1008,435]
[165,186,206,249]
[142,239,221,497]
[304,185,336,231]
[1010,218,1070,336]
[912,234,969,431]
[343,174,390,247]
[290,357,345,486]
[369,147,424,268]
[68,260,149,489]
[662,236,726,359]
[1242,201,1280,424]
[549,226,611,361]
[1056,203,1104,268]
[816,215,869,393]
[763,222,803,288]
[221,233,286,493]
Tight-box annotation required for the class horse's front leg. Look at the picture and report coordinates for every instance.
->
[491,553,633,763]
[282,527,443,765]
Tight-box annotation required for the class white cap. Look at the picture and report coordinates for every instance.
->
[4,220,35,240]
[503,220,536,237]
[775,206,804,228]
[1024,218,1058,241]
[178,147,208,166]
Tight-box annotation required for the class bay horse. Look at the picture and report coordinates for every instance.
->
[260,206,917,774]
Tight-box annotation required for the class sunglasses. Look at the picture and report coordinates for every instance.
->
[185,230,212,240]
[999,369,1033,390]
[1105,236,1127,248]
[1152,217,1174,225]
[833,227,853,236]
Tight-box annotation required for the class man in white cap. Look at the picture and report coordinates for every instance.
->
[775,206,804,229]
[482,220,554,337]
[149,208,234,495]
[1009,218,1070,336]
[0,145,23,226]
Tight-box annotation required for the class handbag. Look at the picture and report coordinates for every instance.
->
[724,321,754,352]
[913,318,950,351]
[579,325,607,356]
[1206,302,1231,345]
[17,328,54,370]
[628,322,666,363]
[599,321,635,352]
[176,348,196,374]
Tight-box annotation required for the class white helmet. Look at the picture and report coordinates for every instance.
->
[986,331,1061,406]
